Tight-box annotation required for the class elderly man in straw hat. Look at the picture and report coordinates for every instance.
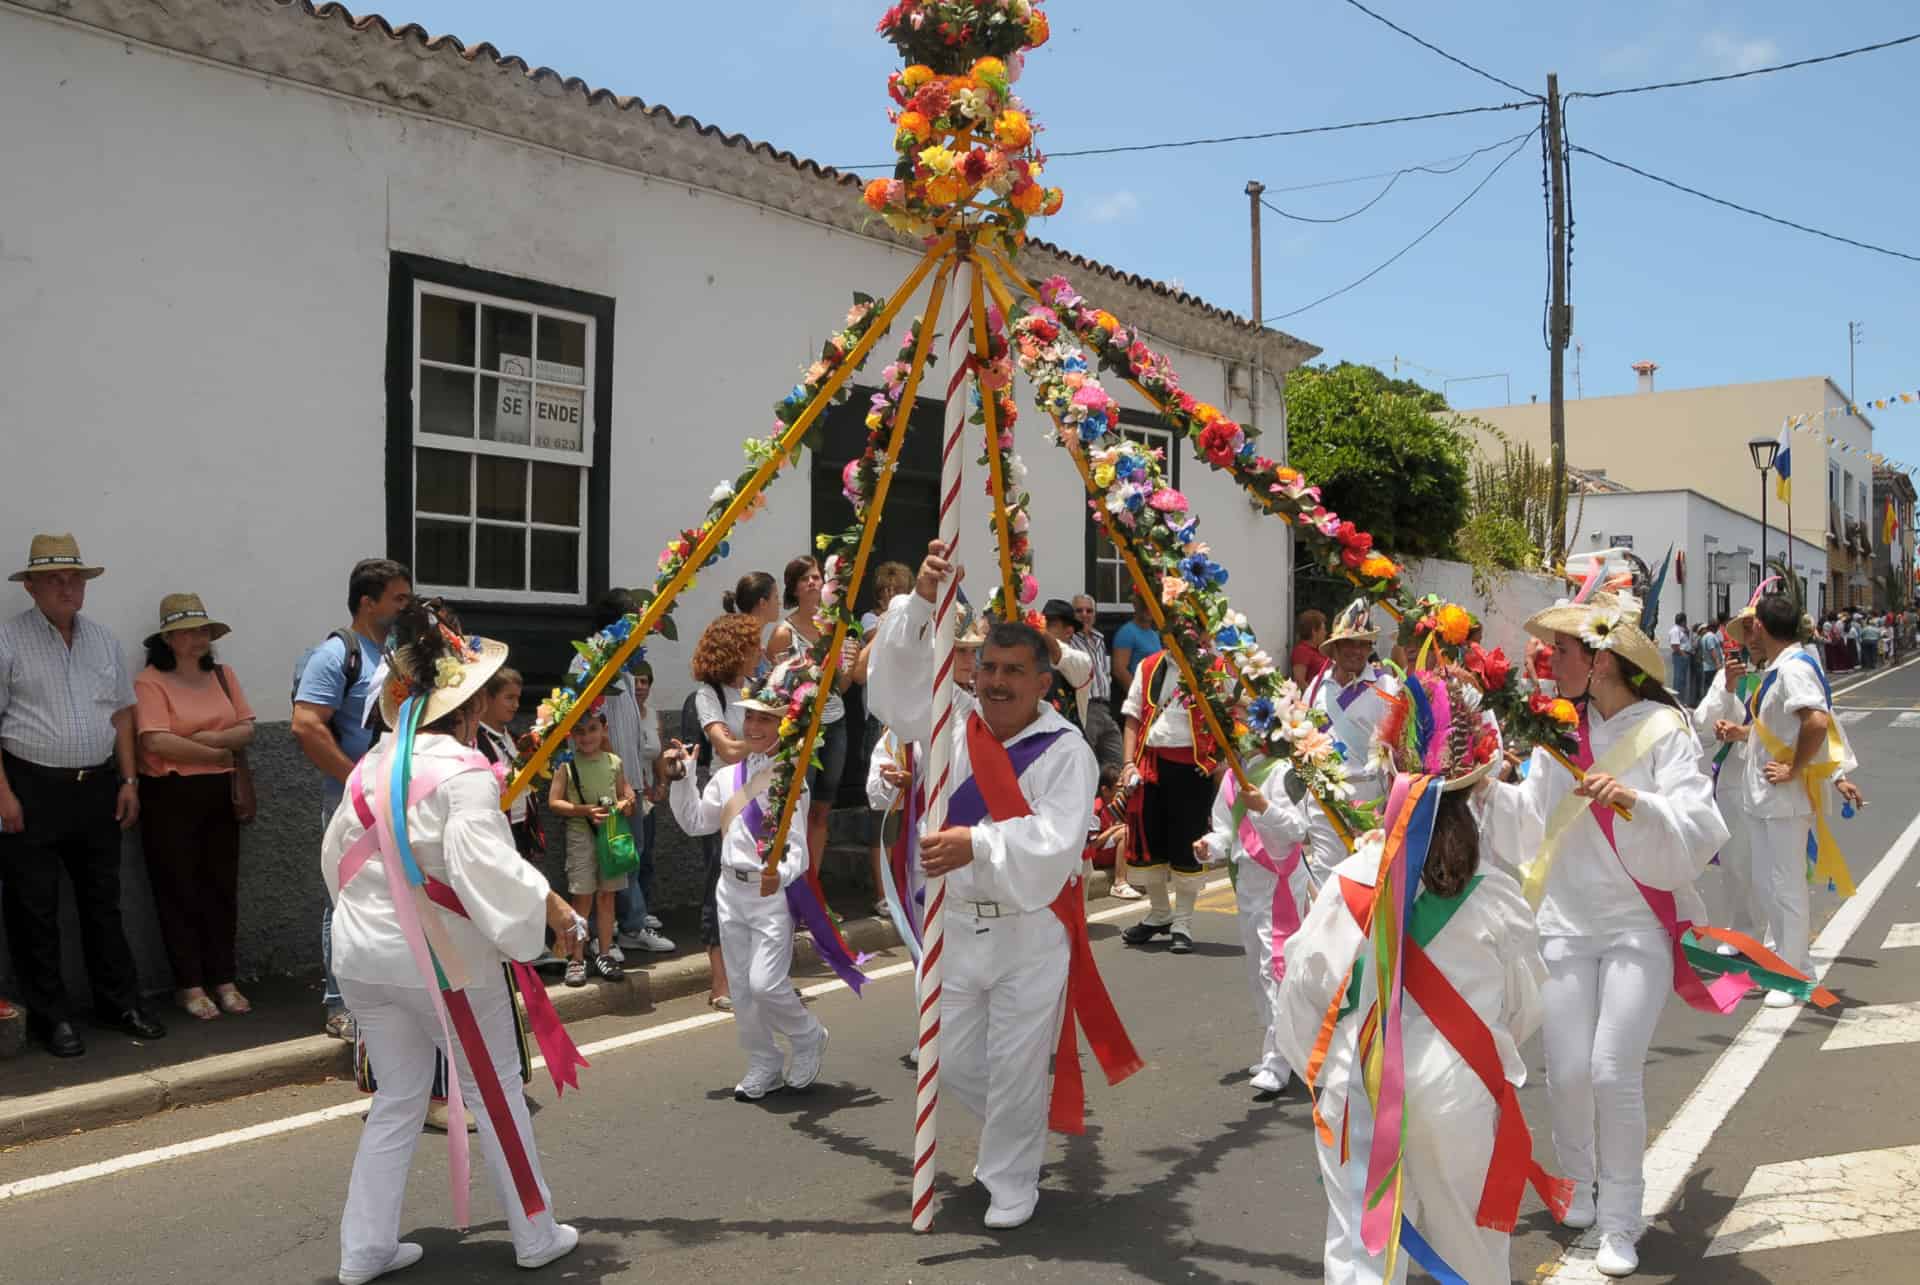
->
[0,534,167,1058]
[1299,598,1398,878]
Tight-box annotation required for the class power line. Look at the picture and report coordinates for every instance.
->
[1265,134,1538,194]
[1571,144,1920,264]
[1259,130,1535,222]
[1265,126,1540,322]
[826,99,1537,171]
[1335,0,1538,99]
[1567,30,1920,100]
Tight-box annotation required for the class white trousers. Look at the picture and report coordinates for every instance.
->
[1539,931,1670,1237]
[337,976,565,1276]
[1750,814,1815,974]
[1712,773,1764,939]
[1315,1074,1511,1285]
[716,872,824,1080]
[1233,858,1302,1079]
[940,904,1069,1220]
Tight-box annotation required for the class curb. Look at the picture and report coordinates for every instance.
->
[0,869,1119,1149]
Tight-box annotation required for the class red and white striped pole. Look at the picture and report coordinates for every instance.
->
[911,250,974,1231]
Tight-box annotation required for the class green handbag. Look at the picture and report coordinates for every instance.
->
[596,811,641,881]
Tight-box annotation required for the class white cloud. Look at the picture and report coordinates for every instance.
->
[1702,30,1781,73]
[1083,190,1141,224]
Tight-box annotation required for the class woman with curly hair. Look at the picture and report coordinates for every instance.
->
[767,557,858,887]
[687,612,764,1010]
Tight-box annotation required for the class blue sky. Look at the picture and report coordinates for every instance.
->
[368,0,1920,466]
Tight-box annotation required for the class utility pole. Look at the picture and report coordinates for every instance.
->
[1545,74,1570,571]
[1247,180,1265,434]
[1848,320,1862,406]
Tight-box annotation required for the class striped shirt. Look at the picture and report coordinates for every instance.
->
[1072,628,1112,702]
[0,607,135,769]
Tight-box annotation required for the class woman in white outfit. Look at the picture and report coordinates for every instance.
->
[1200,756,1311,1097]
[1277,666,1549,1285]
[1478,591,1728,1278]
[321,602,583,1284]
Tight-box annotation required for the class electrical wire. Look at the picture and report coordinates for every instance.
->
[1265,134,1538,194]
[1264,127,1540,323]
[1336,0,1538,99]
[1259,129,1535,222]
[1567,31,1920,100]
[1571,144,1920,264]
[826,99,1537,171]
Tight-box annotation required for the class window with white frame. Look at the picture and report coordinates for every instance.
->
[411,283,593,603]
[1087,416,1180,612]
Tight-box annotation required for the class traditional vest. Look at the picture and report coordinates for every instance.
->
[1130,649,1220,777]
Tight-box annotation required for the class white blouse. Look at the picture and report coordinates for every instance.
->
[321,735,550,989]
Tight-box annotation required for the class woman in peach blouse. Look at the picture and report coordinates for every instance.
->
[134,594,255,1021]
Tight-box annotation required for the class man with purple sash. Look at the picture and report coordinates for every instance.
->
[667,662,827,1104]
[869,543,1113,1230]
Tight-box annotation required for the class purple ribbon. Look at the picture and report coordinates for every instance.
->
[1335,679,1371,712]
[944,727,1075,828]
[785,880,867,993]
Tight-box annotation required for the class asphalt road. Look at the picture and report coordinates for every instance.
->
[2,656,1917,1283]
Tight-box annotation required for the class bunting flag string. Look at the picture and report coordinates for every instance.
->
[1775,388,1920,477]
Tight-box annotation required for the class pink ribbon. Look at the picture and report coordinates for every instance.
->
[1220,775,1304,983]
[1361,774,1420,1257]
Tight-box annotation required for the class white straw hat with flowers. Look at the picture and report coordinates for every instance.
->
[10,533,105,582]
[378,601,510,728]
[1523,590,1667,687]
[144,592,231,647]
[1322,597,1377,647]
[738,658,809,715]
[951,601,988,650]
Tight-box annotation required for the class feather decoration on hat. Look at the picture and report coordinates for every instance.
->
[1563,548,1639,605]
[1638,545,1673,632]
[1421,673,1453,775]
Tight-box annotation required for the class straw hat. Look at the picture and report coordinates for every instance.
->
[738,659,808,715]
[144,592,230,647]
[378,629,510,728]
[951,602,988,650]
[1523,590,1667,686]
[10,533,105,583]
[1322,597,1377,647]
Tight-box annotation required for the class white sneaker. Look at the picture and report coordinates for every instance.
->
[643,914,663,930]
[734,1067,784,1101]
[1764,989,1801,1010]
[984,1199,1036,1229]
[339,1242,422,1285]
[605,943,626,964]
[788,1027,829,1090]
[631,927,676,953]
[1594,1232,1639,1277]
[1249,1067,1288,1095]
[515,1222,579,1270]
[1563,1183,1597,1230]
[906,1045,920,1068]
[1246,1062,1264,1077]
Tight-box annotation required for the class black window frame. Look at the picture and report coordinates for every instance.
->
[1084,406,1182,632]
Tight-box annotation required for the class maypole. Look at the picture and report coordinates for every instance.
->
[911,240,976,1231]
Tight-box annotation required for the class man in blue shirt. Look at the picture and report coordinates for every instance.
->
[292,559,411,1038]
[1109,592,1163,691]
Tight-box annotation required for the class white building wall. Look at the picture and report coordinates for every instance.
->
[0,12,1287,718]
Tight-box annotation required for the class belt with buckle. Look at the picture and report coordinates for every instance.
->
[2,752,115,785]
[729,867,757,883]
[963,899,1004,919]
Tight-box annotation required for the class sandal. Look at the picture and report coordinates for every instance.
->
[324,1010,354,1040]
[180,990,220,1021]
[213,985,252,1015]
[1111,882,1143,900]
[564,959,588,987]
[709,994,733,1012]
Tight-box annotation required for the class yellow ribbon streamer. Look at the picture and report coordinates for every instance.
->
[1747,713,1855,897]
[1521,709,1684,909]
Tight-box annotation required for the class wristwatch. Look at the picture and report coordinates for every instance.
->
[119,776,137,789]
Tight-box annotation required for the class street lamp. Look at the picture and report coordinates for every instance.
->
[1749,435,1779,586]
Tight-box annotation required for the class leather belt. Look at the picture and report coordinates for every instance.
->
[963,899,1004,919]
[2,752,115,785]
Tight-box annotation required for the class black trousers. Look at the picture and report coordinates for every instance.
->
[0,755,141,1023]
[138,773,240,991]
[1130,757,1214,874]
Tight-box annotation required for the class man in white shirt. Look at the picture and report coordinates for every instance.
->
[1037,599,1095,730]
[1666,614,1694,705]
[1722,594,1864,992]
[1302,599,1396,880]
[869,541,1133,1230]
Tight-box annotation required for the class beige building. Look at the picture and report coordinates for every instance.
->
[1471,372,1881,610]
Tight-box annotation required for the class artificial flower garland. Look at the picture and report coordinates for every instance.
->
[1006,291,1365,827]
[971,302,1039,621]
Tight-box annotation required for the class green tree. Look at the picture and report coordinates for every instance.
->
[1283,363,1470,562]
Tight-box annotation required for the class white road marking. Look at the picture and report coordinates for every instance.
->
[1882,922,1920,950]
[1893,711,1920,729]
[1828,653,1920,698]
[1839,709,1874,726]
[1819,1001,1920,1053]
[1545,803,1920,1280]
[1702,1143,1920,1258]
[0,881,1200,1204]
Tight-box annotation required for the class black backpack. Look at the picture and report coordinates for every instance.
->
[677,680,726,779]
[293,628,363,744]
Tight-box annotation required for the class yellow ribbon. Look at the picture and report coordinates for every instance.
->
[1521,709,1684,909]
[1747,713,1855,897]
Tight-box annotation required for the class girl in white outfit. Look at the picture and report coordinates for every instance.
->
[1200,757,1311,1096]
[667,661,827,1102]
[1277,666,1550,1285]
[321,603,583,1284]
[1478,591,1728,1278]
